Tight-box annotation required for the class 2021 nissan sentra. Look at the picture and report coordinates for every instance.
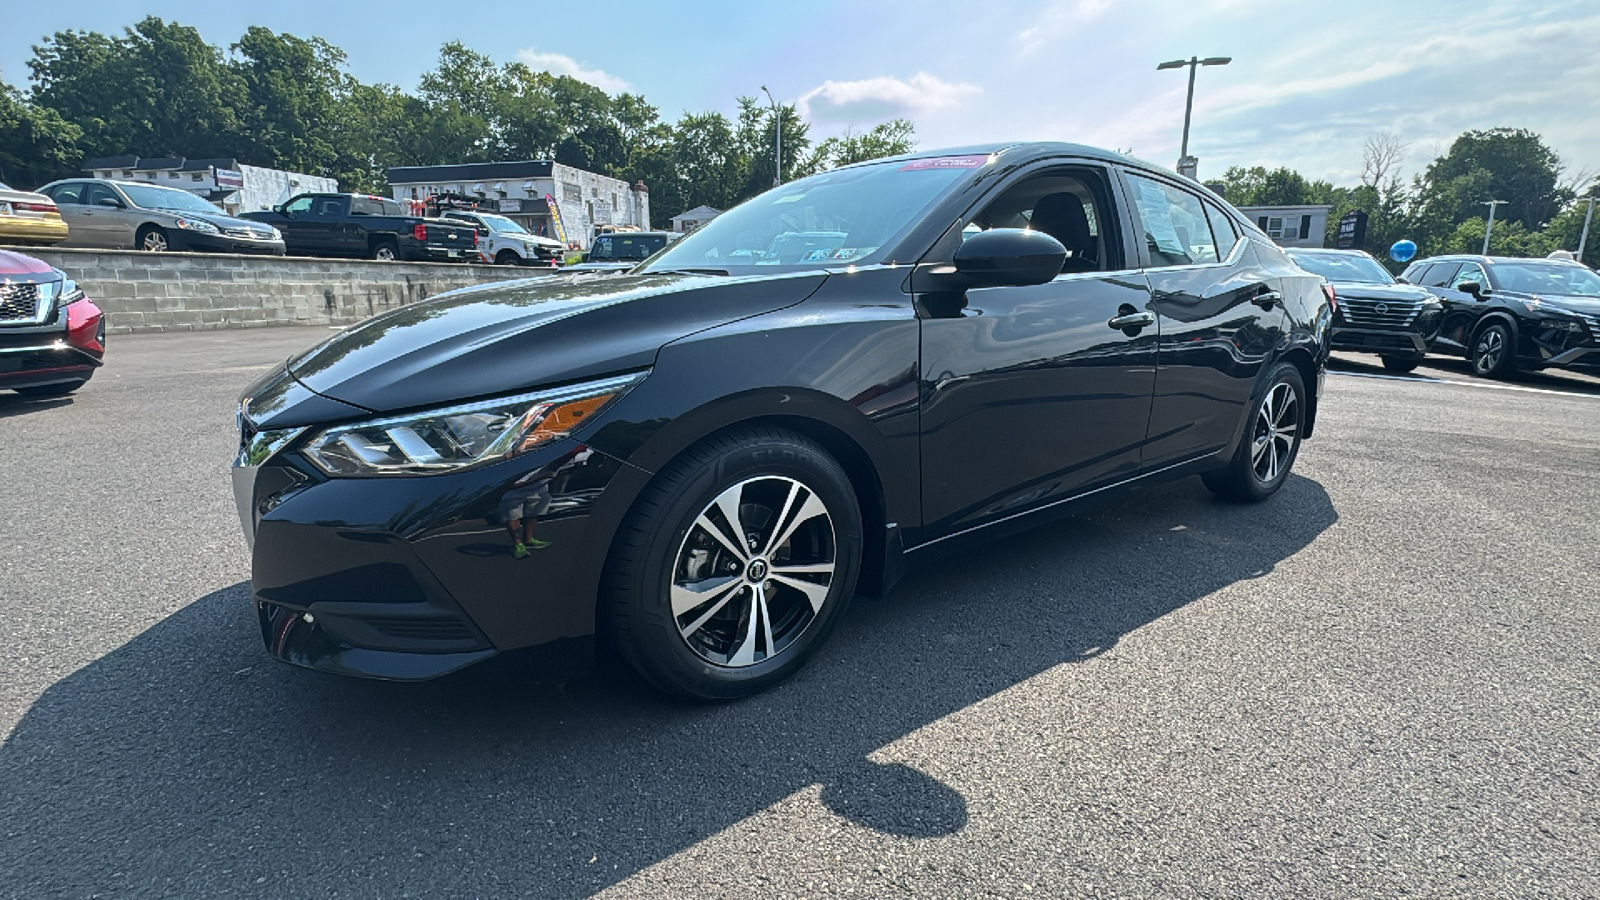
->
[233,143,1331,699]
[0,248,105,396]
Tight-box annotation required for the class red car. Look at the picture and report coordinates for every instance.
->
[0,248,105,396]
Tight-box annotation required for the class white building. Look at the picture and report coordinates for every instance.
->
[386,160,650,250]
[81,155,338,216]
[1237,204,1332,248]
[670,205,721,233]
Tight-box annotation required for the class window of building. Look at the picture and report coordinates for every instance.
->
[1256,214,1312,242]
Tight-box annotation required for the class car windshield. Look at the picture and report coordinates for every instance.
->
[1491,262,1600,297]
[477,214,528,234]
[640,155,985,273]
[119,183,223,214]
[1289,251,1394,284]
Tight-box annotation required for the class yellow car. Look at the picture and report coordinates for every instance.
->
[0,181,69,246]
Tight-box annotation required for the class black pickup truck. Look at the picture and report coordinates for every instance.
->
[242,194,478,262]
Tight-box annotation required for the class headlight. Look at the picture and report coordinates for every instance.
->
[301,373,644,476]
[1531,317,1582,332]
[270,227,283,241]
[176,217,220,234]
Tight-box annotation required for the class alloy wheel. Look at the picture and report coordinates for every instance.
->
[1250,382,1298,484]
[1473,328,1504,375]
[374,246,397,261]
[141,231,167,252]
[670,476,835,668]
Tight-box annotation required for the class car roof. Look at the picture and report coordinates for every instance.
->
[1410,254,1583,267]
[1287,247,1371,257]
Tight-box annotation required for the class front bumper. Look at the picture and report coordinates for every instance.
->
[172,230,286,255]
[235,427,638,680]
[1329,326,1428,358]
[0,298,105,389]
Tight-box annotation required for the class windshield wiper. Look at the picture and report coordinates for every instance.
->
[648,267,730,276]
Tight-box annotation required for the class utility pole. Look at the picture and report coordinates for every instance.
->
[1481,200,1508,255]
[1157,55,1231,178]
[760,85,782,189]
[1578,196,1597,262]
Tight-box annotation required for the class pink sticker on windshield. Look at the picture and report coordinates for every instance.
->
[899,155,989,171]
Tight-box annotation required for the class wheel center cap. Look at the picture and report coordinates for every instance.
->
[746,559,769,582]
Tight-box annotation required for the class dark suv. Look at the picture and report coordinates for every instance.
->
[1288,248,1441,372]
[1400,254,1600,378]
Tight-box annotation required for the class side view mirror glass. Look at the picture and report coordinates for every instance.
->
[949,228,1067,288]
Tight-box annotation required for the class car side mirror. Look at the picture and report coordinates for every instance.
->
[97,197,124,209]
[1395,275,1408,284]
[948,228,1067,288]
[1458,281,1485,298]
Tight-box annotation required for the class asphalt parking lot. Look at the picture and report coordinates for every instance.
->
[2,330,1597,898]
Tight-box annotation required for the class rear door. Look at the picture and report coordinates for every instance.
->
[915,161,1157,537]
[42,182,100,247]
[1124,170,1289,468]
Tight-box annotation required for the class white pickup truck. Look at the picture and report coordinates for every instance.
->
[441,211,565,267]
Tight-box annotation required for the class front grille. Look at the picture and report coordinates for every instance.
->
[0,282,42,324]
[1338,295,1423,328]
[1576,311,1600,344]
[223,227,272,240]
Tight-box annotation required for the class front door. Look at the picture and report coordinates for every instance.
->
[1429,261,1491,351]
[915,164,1157,538]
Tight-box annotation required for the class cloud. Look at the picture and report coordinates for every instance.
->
[1015,0,1114,55]
[797,73,981,124]
[515,48,630,93]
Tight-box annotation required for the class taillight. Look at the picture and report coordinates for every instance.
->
[17,202,57,213]
[413,223,427,241]
[1321,283,1337,312]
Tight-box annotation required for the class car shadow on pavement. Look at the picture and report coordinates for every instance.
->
[0,393,75,419]
[0,474,1336,897]
[1327,354,1600,397]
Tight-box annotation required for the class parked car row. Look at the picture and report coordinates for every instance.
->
[1287,248,1600,379]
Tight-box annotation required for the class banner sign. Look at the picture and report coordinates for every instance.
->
[500,198,522,213]
[213,167,244,189]
[1336,210,1368,249]
[545,194,568,244]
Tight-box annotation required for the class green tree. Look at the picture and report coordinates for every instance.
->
[1212,165,1334,207]
[810,119,916,170]
[0,76,82,188]
[229,27,346,175]
[1414,128,1569,231]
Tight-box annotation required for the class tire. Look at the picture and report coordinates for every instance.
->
[16,374,91,397]
[136,226,169,252]
[1202,362,1306,503]
[1470,322,1516,378]
[495,249,522,266]
[370,239,399,261]
[603,427,863,700]
[1381,355,1421,373]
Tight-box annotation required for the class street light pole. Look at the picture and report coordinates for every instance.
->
[1481,200,1508,255]
[1577,196,1597,262]
[760,85,781,189]
[1157,55,1231,177]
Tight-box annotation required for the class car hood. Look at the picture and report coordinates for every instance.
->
[0,248,56,279]
[152,207,272,231]
[1329,282,1434,302]
[1529,294,1600,314]
[284,270,827,416]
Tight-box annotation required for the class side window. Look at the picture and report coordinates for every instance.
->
[961,168,1120,274]
[1401,262,1430,284]
[283,196,313,215]
[593,237,614,258]
[313,197,344,218]
[350,198,376,216]
[1204,202,1240,260]
[83,184,121,208]
[1125,173,1218,267]
[1421,263,1461,288]
[1454,263,1486,288]
[47,184,85,205]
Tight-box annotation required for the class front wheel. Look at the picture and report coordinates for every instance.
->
[603,427,863,700]
[495,249,522,266]
[1470,322,1516,378]
[136,226,169,252]
[1202,362,1306,503]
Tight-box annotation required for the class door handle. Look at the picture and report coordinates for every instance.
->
[1252,290,1282,309]
[1107,311,1156,329]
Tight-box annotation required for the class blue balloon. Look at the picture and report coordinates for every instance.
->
[1390,240,1417,263]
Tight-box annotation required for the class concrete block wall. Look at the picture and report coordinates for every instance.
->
[11,247,549,335]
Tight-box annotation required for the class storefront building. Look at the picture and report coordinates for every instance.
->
[385,160,650,249]
[81,156,337,215]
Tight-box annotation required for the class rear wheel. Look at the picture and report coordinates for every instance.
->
[370,239,399,261]
[136,225,168,252]
[603,427,862,700]
[1202,362,1305,503]
[1381,355,1421,373]
[1470,322,1516,378]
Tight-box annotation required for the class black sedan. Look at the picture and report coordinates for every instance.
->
[234,143,1330,699]
[1287,247,1441,373]
[1400,254,1600,378]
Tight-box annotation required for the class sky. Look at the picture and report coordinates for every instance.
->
[3,0,1598,189]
